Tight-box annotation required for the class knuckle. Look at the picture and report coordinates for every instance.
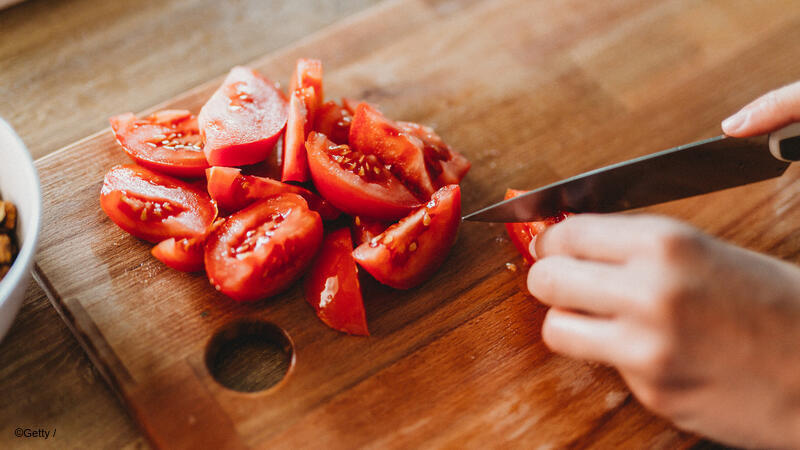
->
[652,223,704,262]
[634,384,678,416]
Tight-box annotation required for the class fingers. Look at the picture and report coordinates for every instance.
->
[532,214,680,263]
[528,256,641,316]
[542,307,627,365]
[722,81,800,137]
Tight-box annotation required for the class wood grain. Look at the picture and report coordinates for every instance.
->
[27,0,800,448]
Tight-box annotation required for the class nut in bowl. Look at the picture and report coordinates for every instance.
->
[0,118,42,343]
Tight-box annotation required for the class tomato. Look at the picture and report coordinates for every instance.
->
[100,164,218,243]
[152,236,205,272]
[313,100,353,145]
[396,121,471,187]
[198,66,288,167]
[110,110,209,178]
[206,166,339,220]
[304,228,368,336]
[289,58,323,111]
[204,194,323,302]
[305,132,419,220]
[350,215,389,247]
[349,103,470,200]
[503,189,571,264]
[282,87,316,183]
[353,184,460,289]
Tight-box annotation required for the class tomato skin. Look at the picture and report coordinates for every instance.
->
[305,132,419,221]
[350,216,390,247]
[353,184,461,289]
[282,87,316,183]
[198,66,288,167]
[110,110,209,178]
[313,100,353,145]
[205,166,340,220]
[100,164,218,243]
[204,194,323,302]
[503,189,570,264]
[304,228,369,336]
[152,237,205,272]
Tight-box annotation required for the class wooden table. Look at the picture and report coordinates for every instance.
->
[2,0,799,448]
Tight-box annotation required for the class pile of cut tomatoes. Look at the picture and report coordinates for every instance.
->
[100,59,470,336]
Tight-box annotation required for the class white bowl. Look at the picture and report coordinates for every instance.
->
[0,118,42,342]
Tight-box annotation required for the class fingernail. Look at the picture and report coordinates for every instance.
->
[529,235,538,261]
[722,110,748,134]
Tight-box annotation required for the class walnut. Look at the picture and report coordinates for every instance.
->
[0,201,16,231]
[0,234,13,265]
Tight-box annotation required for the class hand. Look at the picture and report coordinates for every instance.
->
[722,80,800,137]
[528,214,800,448]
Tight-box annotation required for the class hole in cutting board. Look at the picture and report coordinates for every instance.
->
[205,321,293,393]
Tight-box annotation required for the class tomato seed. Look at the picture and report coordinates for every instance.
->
[408,241,417,252]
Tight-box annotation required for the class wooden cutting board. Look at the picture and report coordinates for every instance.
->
[33,0,800,447]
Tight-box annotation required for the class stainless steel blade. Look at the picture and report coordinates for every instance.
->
[463,134,790,223]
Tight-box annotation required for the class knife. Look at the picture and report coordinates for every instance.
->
[463,123,800,223]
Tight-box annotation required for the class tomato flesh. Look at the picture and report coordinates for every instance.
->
[313,100,353,145]
[353,184,461,289]
[282,87,316,183]
[206,166,339,220]
[304,228,368,336]
[503,189,571,264]
[289,58,323,111]
[152,236,206,272]
[350,215,390,247]
[100,164,218,243]
[306,132,419,220]
[110,110,209,178]
[204,194,323,302]
[198,66,288,167]
[397,120,471,187]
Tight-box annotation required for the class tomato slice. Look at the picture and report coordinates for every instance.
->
[353,184,461,289]
[349,103,436,200]
[503,189,571,264]
[110,110,209,178]
[282,87,316,183]
[198,66,288,167]
[206,166,339,220]
[152,236,205,272]
[304,228,368,336]
[313,100,353,145]
[100,164,218,243]
[289,58,323,111]
[396,121,471,187]
[204,194,323,302]
[305,132,419,220]
[350,215,390,247]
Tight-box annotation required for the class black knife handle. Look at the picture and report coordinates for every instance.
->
[769,123,800,162]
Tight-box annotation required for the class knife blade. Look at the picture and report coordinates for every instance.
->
[463,123,800,223]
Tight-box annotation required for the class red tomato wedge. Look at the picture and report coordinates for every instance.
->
[397,121,471,187]
[110,110,209,178]
[313,100,353,145]
[198,66,288,167]
[206,166,339,220]
[306,132,419,220]
[282,87,316,183]
[503,189,571,264]
[353,184,461,289]
[204,194,323,302]
[349,103,436,200]
[100,164,218,243]
[289,58,323,111]
[152,236,206,272]
[304,228,368,336]
[350,215,390,247]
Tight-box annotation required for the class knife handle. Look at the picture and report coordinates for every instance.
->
[769,122,800,162]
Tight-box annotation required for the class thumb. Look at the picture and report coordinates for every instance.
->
[722,81,800,137]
